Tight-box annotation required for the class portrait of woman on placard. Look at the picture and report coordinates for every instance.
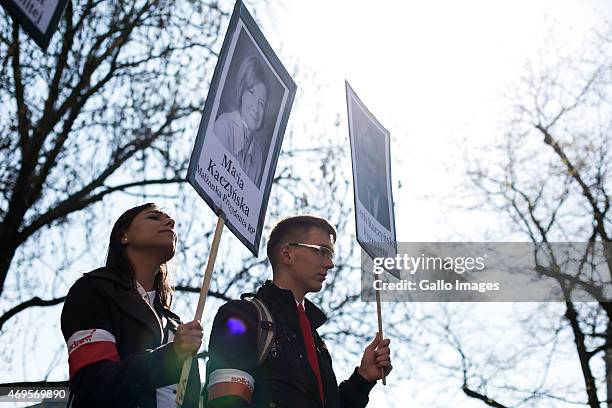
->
[214,56,270,187]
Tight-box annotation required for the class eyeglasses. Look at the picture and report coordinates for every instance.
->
[288,243,335,260]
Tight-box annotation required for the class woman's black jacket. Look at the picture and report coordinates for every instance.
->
[61,267,200,408]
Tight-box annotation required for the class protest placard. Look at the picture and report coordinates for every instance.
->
[179,1,296,404]
[1,0,69,49]
[346,81,398,385]
[346,81,398,272]
[187,0,297,256]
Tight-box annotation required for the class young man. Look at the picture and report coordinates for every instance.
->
[205,215,392,407]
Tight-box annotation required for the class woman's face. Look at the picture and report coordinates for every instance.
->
[240,81,267,131]
[122,207,177,262]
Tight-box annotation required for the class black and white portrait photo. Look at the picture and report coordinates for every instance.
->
[354,118,391,230]
[212,28,286,189]
[213,55,269,186]
[188,1,296,255]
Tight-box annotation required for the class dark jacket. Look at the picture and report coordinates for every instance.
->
[60,267,200,408]
[204,281,375,408]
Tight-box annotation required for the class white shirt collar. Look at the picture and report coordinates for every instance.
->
[136,281,157,305]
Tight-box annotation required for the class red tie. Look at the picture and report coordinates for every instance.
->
[297,303,325,405]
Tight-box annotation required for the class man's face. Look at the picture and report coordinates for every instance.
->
[286,227,335,295]
[355,128,381,214]
[358,128,378,176]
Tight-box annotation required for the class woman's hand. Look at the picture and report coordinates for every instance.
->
[173,320,203,363]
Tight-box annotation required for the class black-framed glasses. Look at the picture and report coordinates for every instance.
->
[288,243,335,260]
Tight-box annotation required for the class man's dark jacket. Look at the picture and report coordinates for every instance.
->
[204,281,375,407]
[61,267,200,408]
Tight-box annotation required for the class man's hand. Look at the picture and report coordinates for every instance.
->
[357,333,392,382]
[173,320,203,363]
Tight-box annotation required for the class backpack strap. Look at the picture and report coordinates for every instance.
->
[242,294,275,364]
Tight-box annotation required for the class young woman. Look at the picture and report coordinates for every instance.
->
[61,203,203,408]
[214,56,270,187]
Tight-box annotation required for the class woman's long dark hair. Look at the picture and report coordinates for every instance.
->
[105,203,173,307]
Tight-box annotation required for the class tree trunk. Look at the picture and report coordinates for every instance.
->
[565,301,600,408]
[0,243,17,300]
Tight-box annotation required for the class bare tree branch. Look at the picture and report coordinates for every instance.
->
[0,285,232,331]
[461,385,509,408]
[0,296,66,331]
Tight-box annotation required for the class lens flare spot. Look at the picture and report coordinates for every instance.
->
[226,317,246,335]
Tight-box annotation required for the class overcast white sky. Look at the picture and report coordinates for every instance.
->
[263,0,612,244]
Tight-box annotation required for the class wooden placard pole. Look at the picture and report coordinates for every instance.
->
[176,216,225,406]
[375,288,386,386]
